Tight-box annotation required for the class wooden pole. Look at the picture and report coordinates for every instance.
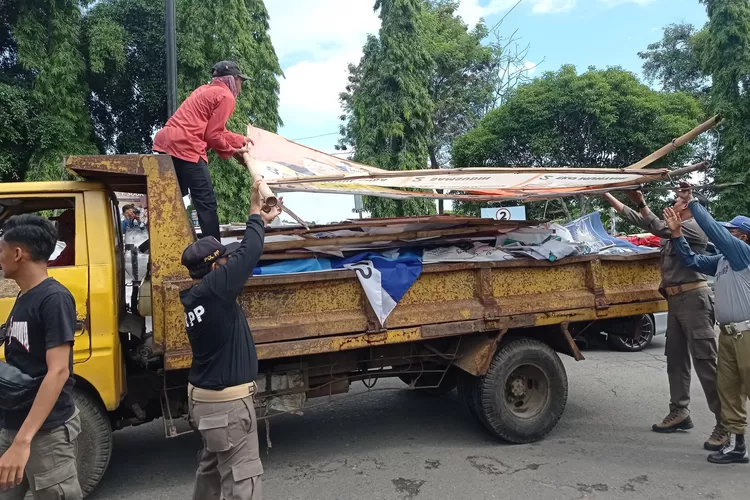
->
[242,124,277,209]
[626,115,722,170]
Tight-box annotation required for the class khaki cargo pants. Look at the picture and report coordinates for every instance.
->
[665,287,721,420]
[717,328,750,435]
[189,395,263,500]
[0,409,81,500]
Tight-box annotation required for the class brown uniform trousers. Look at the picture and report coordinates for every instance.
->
[717,328,750,434]
[0,410,81,500]
[666,287,721,420]
[189,394,263,500]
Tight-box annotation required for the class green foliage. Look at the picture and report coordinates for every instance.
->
[0,83,33,181]
[699,0,750,220]
[1,0,282,223]
[340,0,437,218]
[452,66,705,222]
[638,23,710,96]
[84,0,167,154]
[1,0,97,181]
[422,0,496,168]
[340,0,503,218]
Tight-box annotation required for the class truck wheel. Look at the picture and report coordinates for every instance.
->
[398,368,458,396]
[457,371,492,431]
[479,338,568,444]
[608,314,655,352]
[73,389,113,497]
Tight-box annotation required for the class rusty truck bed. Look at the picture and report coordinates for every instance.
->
[159,253,665,370]
[65,154,666,372]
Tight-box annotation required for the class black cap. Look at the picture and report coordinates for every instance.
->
[212,61,250,81]
[181,236,241,270]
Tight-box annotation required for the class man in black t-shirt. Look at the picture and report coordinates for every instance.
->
[181,180,280,500]
[0,215,81,499]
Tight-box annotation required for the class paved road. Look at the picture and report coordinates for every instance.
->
[90,338,746,500]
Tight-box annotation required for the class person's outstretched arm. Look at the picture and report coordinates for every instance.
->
[687,199,750,272]
[664,207,720,275]
[604,192,671,238]
[201,181,282,299]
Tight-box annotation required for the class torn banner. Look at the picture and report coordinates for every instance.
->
[246,127,706,202]
[254,252,423,326]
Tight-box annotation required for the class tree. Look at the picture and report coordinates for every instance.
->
[84,0,166,154]
[0,0,98,182]
[699,0,750,220]
[339,0,529,217]
[638,23,709,95]
[338,0,437,218]
[451,66,704,221]
[1,0,283,222]
[422,1,495,170]
[83,0,282,223]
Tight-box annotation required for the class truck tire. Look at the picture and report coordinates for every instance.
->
[478,338,568,444]
[399,368,458,395]
[73,389,113,497]
[457,371,492,431]
[608,314,655,352]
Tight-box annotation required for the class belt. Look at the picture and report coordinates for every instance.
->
[663,281,708,297]
[720,321,750,337]
[188,382,256,403]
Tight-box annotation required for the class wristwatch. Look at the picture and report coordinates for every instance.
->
[636,201,647,210]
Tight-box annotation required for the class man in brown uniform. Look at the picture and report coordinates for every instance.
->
[605,190,725,450]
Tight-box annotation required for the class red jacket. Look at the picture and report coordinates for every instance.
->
[153,81,247,163]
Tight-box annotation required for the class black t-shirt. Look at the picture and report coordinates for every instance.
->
[1,278,77,430]
[180,215,265,390]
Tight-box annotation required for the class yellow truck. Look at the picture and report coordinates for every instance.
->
[0,155,666,496]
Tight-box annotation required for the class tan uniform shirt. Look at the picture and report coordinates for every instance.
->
[620,206,708,288]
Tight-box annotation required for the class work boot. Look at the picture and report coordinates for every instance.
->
[652,408,694,433]
[704,425,729,451]
[707,433,749,464]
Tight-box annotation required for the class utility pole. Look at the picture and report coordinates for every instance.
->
[165,0,178,117]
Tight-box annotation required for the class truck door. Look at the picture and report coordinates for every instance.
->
[0,193,91,364]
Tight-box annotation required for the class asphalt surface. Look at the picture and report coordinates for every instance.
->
[90,337,747,500]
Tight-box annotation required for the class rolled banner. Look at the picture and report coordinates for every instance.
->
[243,124,278,209]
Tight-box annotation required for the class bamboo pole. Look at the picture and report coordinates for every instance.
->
[626,115,722,170]
[242,124,277,209]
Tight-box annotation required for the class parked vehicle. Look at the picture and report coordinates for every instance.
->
[0,154,668,496]
[574,275,716,352]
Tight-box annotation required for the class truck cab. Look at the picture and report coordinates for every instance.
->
[0,182,125,495]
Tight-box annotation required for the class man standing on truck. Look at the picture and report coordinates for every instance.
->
[604,191,725,450]
[153,60,253,241]
[180,180,281,500]
[664,184,750,464]
[0,215,82,498]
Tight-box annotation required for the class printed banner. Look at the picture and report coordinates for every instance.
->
[246,128,688,201]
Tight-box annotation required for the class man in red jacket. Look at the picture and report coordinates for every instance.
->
[154,61,252,241]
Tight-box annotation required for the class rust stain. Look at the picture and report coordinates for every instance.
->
[60,157,667,371]
[454,331,506,376]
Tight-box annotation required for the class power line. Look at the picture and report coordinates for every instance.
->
[489,0,523,34]
[290,132,340,141]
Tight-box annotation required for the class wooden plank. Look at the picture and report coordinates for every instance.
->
[262,225,519,252]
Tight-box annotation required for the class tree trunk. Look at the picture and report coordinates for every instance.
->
[558,198,572,222]
[577,195,589,217]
